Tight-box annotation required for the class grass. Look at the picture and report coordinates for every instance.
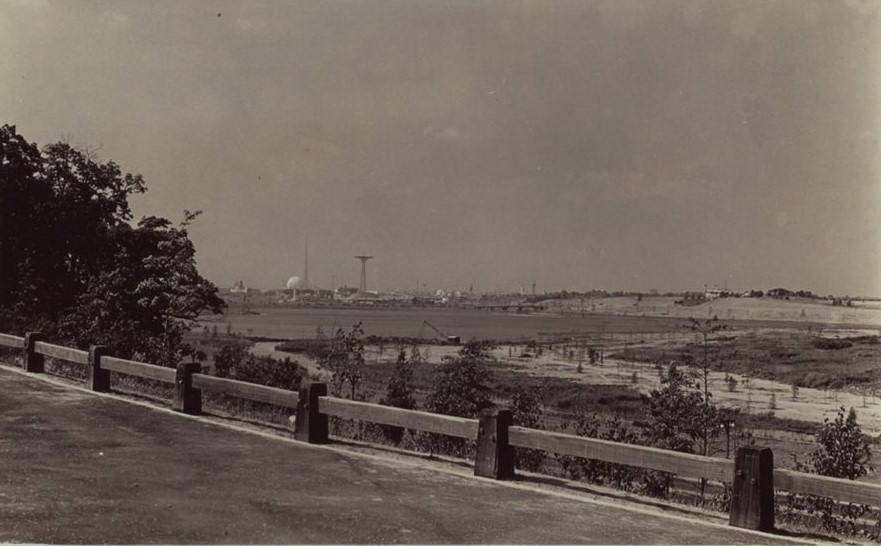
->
[612,330,881,391]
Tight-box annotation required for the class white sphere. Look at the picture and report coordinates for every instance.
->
[286,276,301,289]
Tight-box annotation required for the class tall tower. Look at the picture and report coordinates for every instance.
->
[355,255,372,292]
[303,240,309,290]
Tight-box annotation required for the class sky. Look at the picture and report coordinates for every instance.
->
[2,0,880,295]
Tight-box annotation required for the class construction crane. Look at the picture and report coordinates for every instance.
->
[418,320,460,344]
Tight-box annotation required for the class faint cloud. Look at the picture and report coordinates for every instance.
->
[422,125,464,142]
[5,0,50,8]
[682,2,705,29]
[235,17,265,34]
[102,10,130,30]
[775,211,789,228]
[730,6,763,41]
[845,0,878,16]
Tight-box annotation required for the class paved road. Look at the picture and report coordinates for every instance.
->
[0,366,805,544]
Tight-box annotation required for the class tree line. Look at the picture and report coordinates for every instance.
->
[0,125,224,366]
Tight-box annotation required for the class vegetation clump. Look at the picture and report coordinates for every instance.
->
[0,125,224,366]
[781,407,877,540]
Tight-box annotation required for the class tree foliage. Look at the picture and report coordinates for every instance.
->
[803,407,872,480]
[641,363,720,454]
[510,386,545,471]
[381,348,417,410]
[425,339,494,418]
[212,342,304,390]
[322,322,365,399]
[379,348,418,443]
[0,125,224,364]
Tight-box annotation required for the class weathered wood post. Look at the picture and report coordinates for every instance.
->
[729,446,775,531]
[474,408,514,479]
[23,332,44,373]
[295,382,328,444]
[87,345,110,392]
[174,362,202,415]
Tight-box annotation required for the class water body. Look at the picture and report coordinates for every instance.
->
[201,306,690,342]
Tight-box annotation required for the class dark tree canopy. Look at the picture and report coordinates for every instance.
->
[0,124,224,365]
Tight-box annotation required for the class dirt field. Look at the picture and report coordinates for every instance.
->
[550,296,881,327]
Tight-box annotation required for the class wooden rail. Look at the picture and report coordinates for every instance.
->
[319,396,479,439]
[34,341,89,365]
[0,333,23,348]
[101,356,176,383]
[776,469,881,506]
[508,426,734,484]
[193,374,300,409]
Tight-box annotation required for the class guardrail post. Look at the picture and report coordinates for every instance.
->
[474,408,514,479]
[87,345,110,391]
[23,332,44,373]
[295,382,328,444]
[174,362,202,415]
[729,446,774,531]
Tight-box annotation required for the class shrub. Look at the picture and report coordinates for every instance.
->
[641,364,720,454]
[421,340,495,457]
[510,386,545,472]
[213,342,304,390]
[379,348,417,443]
[556,413,672,498]
[781,407,876,538]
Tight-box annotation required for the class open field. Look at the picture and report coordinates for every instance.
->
[550,296,881,326]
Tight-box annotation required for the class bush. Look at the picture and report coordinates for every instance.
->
[421,340,495,457]
[556,413,672,498]
[213,342,305,390]
[379,348,417,443]
[510,386,545,472]
[781,407,876,538]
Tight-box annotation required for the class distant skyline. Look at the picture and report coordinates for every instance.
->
[2,1,879,295]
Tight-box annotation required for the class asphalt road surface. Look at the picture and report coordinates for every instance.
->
[0,366,806,544]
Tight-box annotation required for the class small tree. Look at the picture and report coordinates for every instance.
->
[426,339,494,418]
[213,343,247,378]
[806,407,872,480]
[642,363,720,454]
[785,407,874,536]
[323,322,365,399]
[726,375,738,392]
[423,339,495,457]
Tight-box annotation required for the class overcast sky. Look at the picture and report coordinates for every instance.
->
[2,0,879,295]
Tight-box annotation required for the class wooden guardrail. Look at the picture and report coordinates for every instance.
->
[2,330,879,535]
[775,468,881,506]
[0,333,23,348]
[319,396,478,439]
[193,374,299,409]
[508,426,734,484]
[34,341,89,365]
[101,356,176,383]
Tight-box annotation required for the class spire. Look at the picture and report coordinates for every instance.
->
[303,239,309,290]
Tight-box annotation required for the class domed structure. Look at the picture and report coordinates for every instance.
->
[286,276,301,289]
